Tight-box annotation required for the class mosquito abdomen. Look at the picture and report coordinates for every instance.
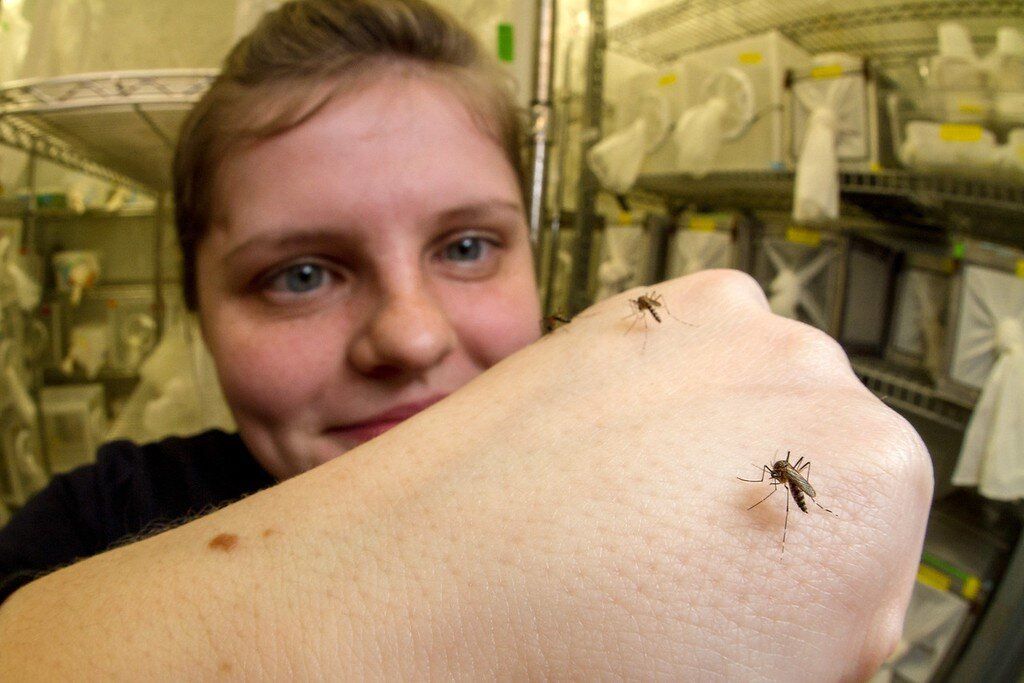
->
[790,485,810,513]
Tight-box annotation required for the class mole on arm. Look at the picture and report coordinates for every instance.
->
[208,533,239,552]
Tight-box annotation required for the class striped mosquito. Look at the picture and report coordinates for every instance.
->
[738,450,836,553]
[624,290,693,350]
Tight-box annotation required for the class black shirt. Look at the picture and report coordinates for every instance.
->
[0,429,275,603]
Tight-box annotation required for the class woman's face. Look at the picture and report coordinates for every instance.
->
[196,72,541,479]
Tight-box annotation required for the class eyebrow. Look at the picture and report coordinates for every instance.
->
[436,200,524,223]
[221,229,354,264]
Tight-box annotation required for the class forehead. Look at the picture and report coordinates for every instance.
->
[209,71,521,236]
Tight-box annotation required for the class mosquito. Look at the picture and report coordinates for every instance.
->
[541,313,572,334]
[628,291,666,326]
[624,290,693,349]
[738,450,836,554]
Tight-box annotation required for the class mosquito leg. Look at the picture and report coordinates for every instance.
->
[662,300,696,326]
[812,499,837,516]
[737,465,771,483]
[782,488,791,554]
[624,309,641,336]
[747,484,779,510]
[797,460,810,479]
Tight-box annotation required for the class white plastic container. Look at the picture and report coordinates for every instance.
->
[666,213,736,277]
[40,384,107,474]
[900,121,998,174]
[611,63,694,177]
[791,53,881,171]
[987,27,1024,124]
[927,22,991,124]
[645,31,811,175]
[594,216,650,302]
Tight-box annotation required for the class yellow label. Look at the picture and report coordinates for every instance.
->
[963,576,981,601]
[688,216,717,232]
[739,52,763,65]
[1016,144,1024,162]
[811,64,844,79]
[786,227,821,247]
[1016,259,1024,279]
[917,564,951,593]
[617,211,632,224]
[869,162,883,173]
[939,124,983,143]
[658,73,677,87]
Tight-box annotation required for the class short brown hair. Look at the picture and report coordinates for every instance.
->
[174,0,525,310]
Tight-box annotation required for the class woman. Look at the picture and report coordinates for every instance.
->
[0,0,542,594]
[0,1,931,678]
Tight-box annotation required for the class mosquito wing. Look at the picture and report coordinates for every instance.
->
[782,464,817,498]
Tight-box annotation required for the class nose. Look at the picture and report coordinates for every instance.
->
[347,284,455,380]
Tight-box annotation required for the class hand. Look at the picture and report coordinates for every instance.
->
[415,268,931,679]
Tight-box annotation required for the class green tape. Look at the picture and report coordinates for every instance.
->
[921,552,971,583]
[497,23,514,62]
[951,241,965,260]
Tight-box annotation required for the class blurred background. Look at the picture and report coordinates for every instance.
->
[0,0,1022,679]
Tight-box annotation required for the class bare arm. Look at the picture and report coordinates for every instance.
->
[0,270,932,679]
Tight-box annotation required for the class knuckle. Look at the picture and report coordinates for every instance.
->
[874,409,934,501]
[773,320,851,376]
[679,269,769,312]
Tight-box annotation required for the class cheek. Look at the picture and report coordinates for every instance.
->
[204,315,341,423]
[452,269,542,366]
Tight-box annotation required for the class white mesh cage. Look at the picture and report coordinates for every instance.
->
[890,268,950,374]
[594,221,649,302]
[757,235,840,332]
[666,214,734,277]
[949,264,1024,500]
[948,264,1024,389]
[839,238,900,354]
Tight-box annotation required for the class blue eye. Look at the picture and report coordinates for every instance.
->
[443,236,486,262]
[271,262,326,293]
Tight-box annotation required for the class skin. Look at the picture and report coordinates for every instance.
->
[0,272,932,678]
[197,68,541,480]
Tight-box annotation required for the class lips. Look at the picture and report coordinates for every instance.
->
[327,396,447,445]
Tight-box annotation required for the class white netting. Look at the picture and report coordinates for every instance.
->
[950,265,1024,500]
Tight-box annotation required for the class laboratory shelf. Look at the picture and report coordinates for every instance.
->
[638,170,1024,210]
[0,115,143,192]
[0,70,217,192]
[636,170,1024,244]
[0,70,216,114]
[0,197,155,220]
[636,171,795,210]
[41,367,141,386]
[850,355,974,431]
[607,0,1024,68]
